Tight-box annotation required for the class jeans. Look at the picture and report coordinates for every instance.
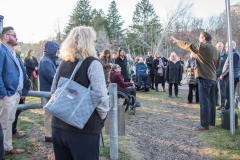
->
[215,77,227,107]
[198,78,216,127]
[168,83,178,96]
[0,123,4,160]
[188,84,199,103]
[52,127,100,160]
[225,78,239,110]
[137,73,149,87]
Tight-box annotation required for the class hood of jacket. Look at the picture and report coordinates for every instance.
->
[44,41,60,59]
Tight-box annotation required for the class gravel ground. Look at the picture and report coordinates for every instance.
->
[123,87,211,160]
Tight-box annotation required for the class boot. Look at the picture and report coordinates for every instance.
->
[162,86,166,92]
[155,85,159,92]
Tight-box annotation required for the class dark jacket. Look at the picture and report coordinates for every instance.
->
[25,56,38,78]
[38,41,60,91]
[110,71,133,91]
[146,56,154,74]
[186,58,198,85]
[217,52,228,77]
[114,55,128,81]
[152,58,168,84]
[51,57,104,134]
[177,40,220,80]
[0,43,29,98]
[165,61,182,84]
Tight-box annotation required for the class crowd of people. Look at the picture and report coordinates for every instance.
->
[0,24,239,159]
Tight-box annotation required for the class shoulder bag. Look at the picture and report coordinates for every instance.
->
[44,59,101,129]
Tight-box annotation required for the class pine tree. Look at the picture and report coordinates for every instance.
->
[91,9,107,32]
[127,0,162,53]
[64,0,92,36]
[105,0,124,45]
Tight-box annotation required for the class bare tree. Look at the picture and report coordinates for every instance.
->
[155,1,193,57]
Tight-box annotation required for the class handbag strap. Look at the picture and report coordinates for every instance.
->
[69,59,84,80]
[69,59,91,89]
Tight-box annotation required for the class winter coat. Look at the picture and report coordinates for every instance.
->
[146,56,154,74]
[165,61,182,84]
[110,71,133,91]
[135,62,148,75]
[152,58,167,84]
[114,55,129,81]
[38,41,60,91]
[177,40,220,80]
[25,56,38,78]
[99,56,111,84]
[185,58,198,85]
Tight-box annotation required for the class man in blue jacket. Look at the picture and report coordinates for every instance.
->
[0,26,29,154]
[135,57,150,89]
[38,41,60,142]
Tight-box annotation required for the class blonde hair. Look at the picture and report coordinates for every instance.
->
[169,51,178,61]
[58,26,97,62]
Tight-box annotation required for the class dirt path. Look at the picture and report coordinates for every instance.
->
[124,86,211,160]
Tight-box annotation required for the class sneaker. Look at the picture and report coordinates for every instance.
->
[133,101,141,107]
[175,95,179,98]
[193,125,209,131]
[187,101,192,104]
[168,95,172,98]
[12,131,26,138]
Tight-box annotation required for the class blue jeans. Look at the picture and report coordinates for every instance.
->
[198,78,216,127]
[137,74,149,87]
[0,123,4,160]
[215,77,227,107]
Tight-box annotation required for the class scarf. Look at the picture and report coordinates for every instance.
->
[157,58,164,74]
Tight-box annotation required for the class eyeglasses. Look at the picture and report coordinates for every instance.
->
[7,34,17,38]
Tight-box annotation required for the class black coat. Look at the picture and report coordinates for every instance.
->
[25,57,38,78]
[146,56,154,74]
[152,58,168,84]
[165,61,182,84]
[114,55,129,81]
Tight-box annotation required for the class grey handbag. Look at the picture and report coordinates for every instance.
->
[44,59,101,129]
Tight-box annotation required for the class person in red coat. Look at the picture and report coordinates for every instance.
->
[110,64,141,107]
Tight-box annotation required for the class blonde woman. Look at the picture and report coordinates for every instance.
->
[51,26,109,160]
[165,52,182,98]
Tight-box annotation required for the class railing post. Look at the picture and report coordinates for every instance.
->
[109,83,118,160]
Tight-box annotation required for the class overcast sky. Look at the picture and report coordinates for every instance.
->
[1,0,239,43]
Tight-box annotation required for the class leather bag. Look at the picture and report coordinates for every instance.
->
[44,59,101,129]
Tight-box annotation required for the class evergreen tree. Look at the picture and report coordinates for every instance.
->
[64,0,92,36]
[91,9,107,32]
[127,0,162,54]
[105,0,124,45]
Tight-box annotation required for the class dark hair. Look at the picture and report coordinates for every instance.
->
[200,31,212,41]
[100,49,112,60]
[116,48,124,58]
[1,26,14,38]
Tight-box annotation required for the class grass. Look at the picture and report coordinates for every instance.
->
[5,90,240,160]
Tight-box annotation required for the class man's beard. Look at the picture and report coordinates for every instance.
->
[7,39,18,47]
